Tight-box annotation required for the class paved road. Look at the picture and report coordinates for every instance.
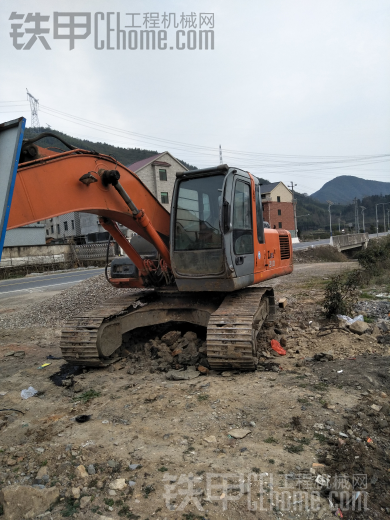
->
[0,268,105,296]
[294,231,389,250]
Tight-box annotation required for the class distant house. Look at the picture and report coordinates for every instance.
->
[260,182,296,237]
[127,152,188,211]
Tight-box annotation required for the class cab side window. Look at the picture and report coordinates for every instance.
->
[233,181,253,254]
[256,185,265,243]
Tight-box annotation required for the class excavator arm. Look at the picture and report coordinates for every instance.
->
[7,146,173,287]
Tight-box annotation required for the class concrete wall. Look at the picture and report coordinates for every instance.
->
[1,243,71,268]
[331,233,369,251]
[135,152,187,212]
[3,224,46,247]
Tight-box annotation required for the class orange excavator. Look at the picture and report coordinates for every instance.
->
[5,130,293,370]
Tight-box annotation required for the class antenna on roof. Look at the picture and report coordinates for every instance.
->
[219,144,223,165]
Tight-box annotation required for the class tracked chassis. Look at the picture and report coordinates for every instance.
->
[60,287,275,371]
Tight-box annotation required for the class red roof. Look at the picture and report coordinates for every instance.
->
[127,153,164,172]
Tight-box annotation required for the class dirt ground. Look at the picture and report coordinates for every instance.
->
[0,262,389,520]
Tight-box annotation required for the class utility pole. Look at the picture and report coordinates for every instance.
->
[376,203,379,237]
[338,216,341,233]
[387,209,390,232]
[353,198,360,233]
[288,182,297,239]
[26,89,40,132]
[360,206,366,233]
[327,200,334,236]
[219,145,223,165]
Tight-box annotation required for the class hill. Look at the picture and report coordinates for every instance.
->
[311,175,390,204]
[24,127,197,171]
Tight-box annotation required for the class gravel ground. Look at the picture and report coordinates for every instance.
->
[0,274,139,330]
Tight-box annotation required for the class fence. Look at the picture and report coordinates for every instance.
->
[71,242,116,261]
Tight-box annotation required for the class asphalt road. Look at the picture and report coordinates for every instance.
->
[0,268,105,297]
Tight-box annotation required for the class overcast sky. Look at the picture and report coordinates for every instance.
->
[1,0,389,194]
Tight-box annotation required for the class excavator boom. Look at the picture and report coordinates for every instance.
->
[8,149,170,242]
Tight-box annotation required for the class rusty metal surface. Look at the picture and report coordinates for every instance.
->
[207,287,274,371]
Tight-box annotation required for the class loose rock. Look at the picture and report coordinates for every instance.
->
[0,485,59,520]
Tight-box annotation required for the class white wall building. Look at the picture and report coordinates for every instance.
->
[127,151,188,212]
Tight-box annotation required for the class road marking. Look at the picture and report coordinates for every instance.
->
[0,280,81,295]
[0,269,103,288]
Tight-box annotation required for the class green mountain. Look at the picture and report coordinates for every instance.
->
[311,175,390,204]
[24,127,197,171]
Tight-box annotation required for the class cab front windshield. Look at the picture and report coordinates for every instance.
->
[175,175,224,251]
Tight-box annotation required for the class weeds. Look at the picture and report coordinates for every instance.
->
[142,484,155,498]
[284,444,304,454]
[73,389,101,404]
[312,383,328,392]
[197,394,209,401]
[291,416,302,431]
[158,466,168,472]
[264,437,278,444]
[61,499,79,517]
[314,433,327,443]
[182,513,207,520]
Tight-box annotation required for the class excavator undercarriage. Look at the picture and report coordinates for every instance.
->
[60,286,275,371]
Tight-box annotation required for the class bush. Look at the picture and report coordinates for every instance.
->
[323,270,362,318]
[357,235,390,276]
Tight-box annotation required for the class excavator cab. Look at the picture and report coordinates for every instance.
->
[170,165,292,291]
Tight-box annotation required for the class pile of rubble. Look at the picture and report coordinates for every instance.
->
[355,298,390,320]
[142,329,209,376]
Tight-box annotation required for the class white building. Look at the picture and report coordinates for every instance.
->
[127,151,188,212]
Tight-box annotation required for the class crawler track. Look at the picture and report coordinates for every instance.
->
[60,287,275,369]
[207,287,275,371]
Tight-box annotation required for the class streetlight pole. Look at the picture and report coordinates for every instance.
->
[360,206,366,233]
[327,200,334,237]
[376,202,390,236]
[376,204,379,237]
[288,182,298,239]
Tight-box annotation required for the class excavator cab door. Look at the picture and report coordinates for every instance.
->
[229,174,254,279]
